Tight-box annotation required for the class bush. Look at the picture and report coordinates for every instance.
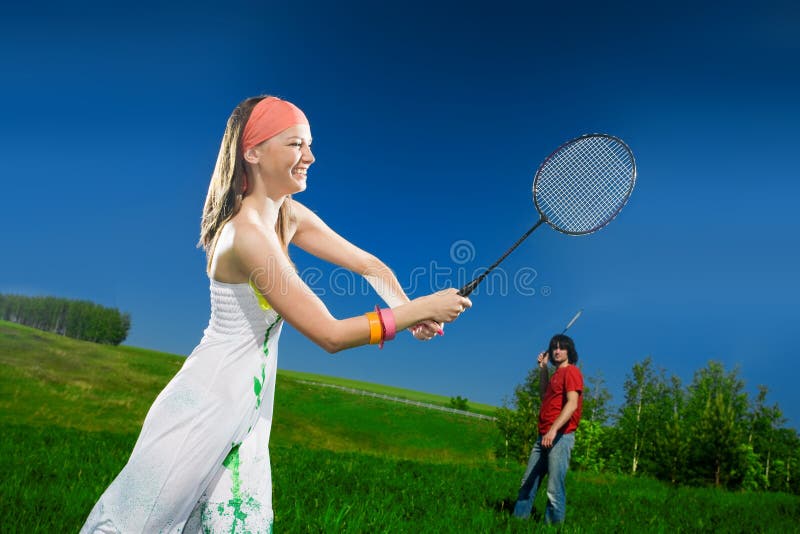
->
[0,294,130,345]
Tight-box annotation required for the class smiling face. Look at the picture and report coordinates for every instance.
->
[245,124,314,198]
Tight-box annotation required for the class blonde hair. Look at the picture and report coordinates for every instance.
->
[198,96,294,271]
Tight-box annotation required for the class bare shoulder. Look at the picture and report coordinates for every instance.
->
[210,216,277,282]
[291,199,316,224]
[291,199,327,235]
[230,218,278,262]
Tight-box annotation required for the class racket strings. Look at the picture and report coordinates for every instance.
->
[535,136,634,234]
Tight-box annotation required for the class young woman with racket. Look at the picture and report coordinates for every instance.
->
[80,95,471,533]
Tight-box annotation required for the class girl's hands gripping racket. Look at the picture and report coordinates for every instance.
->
[459,134,637,297]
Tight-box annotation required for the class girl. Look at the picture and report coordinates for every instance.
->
[81,96,471,533]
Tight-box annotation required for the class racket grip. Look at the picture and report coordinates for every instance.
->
[458,280,479,297]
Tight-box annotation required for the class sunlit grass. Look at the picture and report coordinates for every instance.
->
[2,320,799,532]
[3,424,799,532]
[279,368,498,416]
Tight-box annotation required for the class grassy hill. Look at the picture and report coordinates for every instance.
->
[279,369,498,417]
[0,320,497,462]
[2,319,799,532]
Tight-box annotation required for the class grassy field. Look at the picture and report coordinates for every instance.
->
[2,320,799,532]
[0,320,497,462]
[279,369,498,416]
[4,423,799,533]
[0,320,184,433]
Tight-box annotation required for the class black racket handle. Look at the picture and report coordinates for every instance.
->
[457,216,547,297]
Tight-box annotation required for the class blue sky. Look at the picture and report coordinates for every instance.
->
[2,1,799,428]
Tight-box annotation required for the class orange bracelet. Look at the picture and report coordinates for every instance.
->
[365,311,383,345]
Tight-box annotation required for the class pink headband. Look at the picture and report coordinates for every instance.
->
[242,97,309,152]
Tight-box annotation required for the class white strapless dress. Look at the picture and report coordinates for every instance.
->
[81,279,283,533]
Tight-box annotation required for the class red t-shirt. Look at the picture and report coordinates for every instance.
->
[538,364,583,435]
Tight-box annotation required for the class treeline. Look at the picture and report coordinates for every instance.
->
[0,294,130,345]
[496,357,800,495]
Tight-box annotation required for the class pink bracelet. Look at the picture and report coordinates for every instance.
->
[374,305,386,348]
[377,307,397,347]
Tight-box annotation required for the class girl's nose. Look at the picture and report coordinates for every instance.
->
[302,145,315,164]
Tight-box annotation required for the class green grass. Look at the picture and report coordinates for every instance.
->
[279,369,498,416]
[3,424,799,533]
[2,319,799,532]
[0,320,184,433]
[273,379,495,463]
[0,320,497,462]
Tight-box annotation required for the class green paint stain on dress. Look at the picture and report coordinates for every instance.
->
[212,314,283,531]
[260,315,281,356]
[254,315,282,409]
[253,375,261,395]
[222,443,247,529]
[200,442,267,532]
[253,362,266,408]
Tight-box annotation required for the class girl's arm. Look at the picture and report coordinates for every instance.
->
[290,200,408,306]
[233,220,469,353]
[290,201,445,339]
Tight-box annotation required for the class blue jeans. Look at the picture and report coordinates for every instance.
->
[513,432,575,524]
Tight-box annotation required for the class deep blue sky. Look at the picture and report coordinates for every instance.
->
[2,1,799,428]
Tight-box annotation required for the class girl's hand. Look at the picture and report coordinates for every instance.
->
[422,288,472,324]
[410,320,442,341]
[408,289,471,340]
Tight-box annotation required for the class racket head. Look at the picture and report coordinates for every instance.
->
[533,133,636,235]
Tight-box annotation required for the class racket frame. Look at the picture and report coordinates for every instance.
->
[458,133,636,297]
[534,133,637,236]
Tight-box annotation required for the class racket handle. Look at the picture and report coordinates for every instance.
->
[456,216,547,298]
[458,279,479,297]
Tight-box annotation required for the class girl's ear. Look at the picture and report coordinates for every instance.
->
[243,147,259,164]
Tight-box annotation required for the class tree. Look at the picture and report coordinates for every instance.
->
[0,293,130,344]
[614,357,668,475]
[684,361,749,488]
[748,385,786,490]
[495,366,543,464]
[573,372,611,472]
[449,396,469,410]
[492,350,800,495]
[651,375,688,484]
[583,372,612,425]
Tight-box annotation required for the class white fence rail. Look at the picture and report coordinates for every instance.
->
[294,379,497,421]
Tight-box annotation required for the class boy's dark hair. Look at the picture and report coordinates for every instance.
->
[548,334,578,364]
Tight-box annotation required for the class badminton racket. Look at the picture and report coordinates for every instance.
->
[458,133,636,297]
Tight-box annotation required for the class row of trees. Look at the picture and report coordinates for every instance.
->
[496,357,800,495]
[0,294,130,345]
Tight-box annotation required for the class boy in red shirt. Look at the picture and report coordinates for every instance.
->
[513,334,583,524]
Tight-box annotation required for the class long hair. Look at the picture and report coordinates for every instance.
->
[198,96,294,271]
[548,334,579,364]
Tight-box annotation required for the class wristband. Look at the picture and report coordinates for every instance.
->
[375,305,386,349]
[377,307,397,344]
[365,311,382,345]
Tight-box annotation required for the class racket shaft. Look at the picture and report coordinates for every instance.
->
[562,309,582,333]
[458,217,546,296]
[542,310,583,362]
